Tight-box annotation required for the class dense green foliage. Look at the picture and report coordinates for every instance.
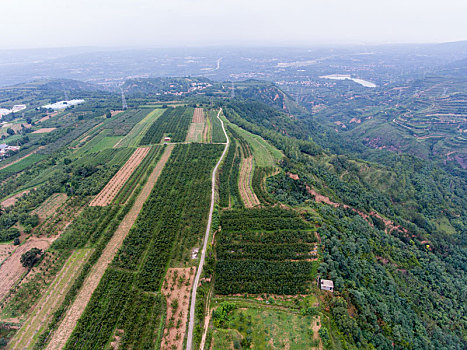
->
[210,110,227,143]
[316,204,466,349]
[114,144,223,285]
[116,289,164,349]
[227,98,466,349]
[216,208,317,295]
[139,106,193,144]
[20,248,42,268]
[64,269,134,349]
[251,167,277,206]
[218,129,242,208]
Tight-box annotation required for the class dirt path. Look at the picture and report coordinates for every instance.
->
[0,238,53,302]
[32,128,56,134]
[199,288,213,350]
[311,316,323,349]
[186,109,229,350]
[8,249,92,350]
[238,156,260,208]
[160,267,196,350]
[89,147,150,206]
[45,145,174,350]
[0,146,44,171]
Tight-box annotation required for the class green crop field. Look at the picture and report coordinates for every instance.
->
[116,108,166,148]
[211,305,319,350]
[224,117,282,167]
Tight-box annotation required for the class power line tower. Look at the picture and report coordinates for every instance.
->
[121,88,128,110]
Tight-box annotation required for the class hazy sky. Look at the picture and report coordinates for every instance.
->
[2,0,466,48]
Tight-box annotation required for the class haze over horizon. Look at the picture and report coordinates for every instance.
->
[2,0,466,49]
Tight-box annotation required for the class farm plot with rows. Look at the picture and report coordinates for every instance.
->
[140,106,194,144]
[186,108,206,143]
[89,146,151,206]
[58,144,223,349]
[215,208,318,295]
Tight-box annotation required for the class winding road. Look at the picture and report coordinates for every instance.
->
[186,108,229,350]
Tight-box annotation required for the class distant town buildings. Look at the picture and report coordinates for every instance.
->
[0,144,20,156]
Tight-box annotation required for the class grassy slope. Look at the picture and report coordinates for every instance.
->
[223,116,283,167]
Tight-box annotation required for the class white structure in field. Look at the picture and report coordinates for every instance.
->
[320,279,334,292]
[11,105,27,113]
[42,99,85,110]
[0,104,27,117]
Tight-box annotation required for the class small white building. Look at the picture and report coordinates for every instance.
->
[320,279,334,292]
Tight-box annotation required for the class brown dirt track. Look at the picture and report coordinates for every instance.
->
[89,147,150,206]
[32,128,56,134]
[161,267,195,350]
[238,156,260,208]
[45,145,174,350]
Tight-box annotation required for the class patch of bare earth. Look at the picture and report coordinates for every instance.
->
[111,110,123,117]
[38,112,57,123]
[1,190,31,208]
[45,145,174,350]
[32,128,56,134]
[192,108,205,123]
[239,156,260,208]
[186,108,206,143]
[7,249,92,349]
[0,244,15,264]
[32,193,68,221]
[0,238,53,302]
[89,147,150,206]
[161,267,196,350]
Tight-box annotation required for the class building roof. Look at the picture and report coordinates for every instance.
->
[0,144,7,150]
[320,279,334,288]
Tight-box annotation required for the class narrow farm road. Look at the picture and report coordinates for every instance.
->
[186,108,229,350]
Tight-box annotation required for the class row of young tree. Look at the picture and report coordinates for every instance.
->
[215,208,317,295]
[139,106,193,144]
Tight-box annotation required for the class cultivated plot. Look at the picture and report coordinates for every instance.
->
[89,147,150,206]
[45,145,174,350]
